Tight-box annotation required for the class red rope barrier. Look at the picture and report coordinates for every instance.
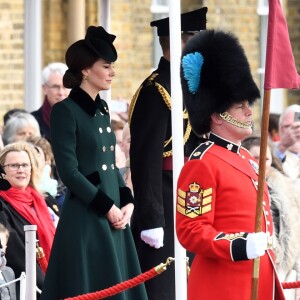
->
[64,257,174,300]
[282,281,300,289]
[54,258,300,296]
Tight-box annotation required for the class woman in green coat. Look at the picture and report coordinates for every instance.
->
[40,26,148,300]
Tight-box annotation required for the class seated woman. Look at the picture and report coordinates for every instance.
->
[27,136,60,220]
[0,141,56,294]
[28,136,66,210]
[2,112,41,146]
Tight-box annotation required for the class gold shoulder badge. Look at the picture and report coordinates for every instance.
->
[177,182,212,218]
[215,232,247,242]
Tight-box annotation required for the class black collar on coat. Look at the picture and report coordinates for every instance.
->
[69,86,108,116]
[209,132,241,154]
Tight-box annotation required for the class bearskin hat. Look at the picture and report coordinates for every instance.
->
[181,30,260,136]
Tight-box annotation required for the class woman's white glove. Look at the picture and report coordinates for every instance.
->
[246,232,268,259]
[141,228,164,249]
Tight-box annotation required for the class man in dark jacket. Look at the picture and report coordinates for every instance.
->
[129,7,207,300]
[32,62,69,206]
[31,62,69,142]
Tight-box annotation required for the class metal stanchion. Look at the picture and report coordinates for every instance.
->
[20,272,26,300]
[24,225,37,300]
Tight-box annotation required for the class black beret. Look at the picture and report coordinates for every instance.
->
[181,30,260,136]
[151,7,207,37]
[85,26,117,62]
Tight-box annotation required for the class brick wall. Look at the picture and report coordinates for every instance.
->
[110,0,153,102]
[42,0,68,63]
[0,0,24,123]
[287,0,300,104]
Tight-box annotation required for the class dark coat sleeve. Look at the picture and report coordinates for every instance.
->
[130,84,170,230]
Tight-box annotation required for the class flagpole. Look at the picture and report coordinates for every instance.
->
[169,1,188,299]
[252,0,300,297]
[251,89,271,300]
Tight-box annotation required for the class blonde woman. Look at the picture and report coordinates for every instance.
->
[0,141,55,292]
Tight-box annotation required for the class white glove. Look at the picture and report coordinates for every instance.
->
[141,228,164,249]
[246,232,268,259]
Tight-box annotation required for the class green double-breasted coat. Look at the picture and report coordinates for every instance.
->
[40,87,147,300]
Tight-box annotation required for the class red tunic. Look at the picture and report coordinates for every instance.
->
[176,138,286,300]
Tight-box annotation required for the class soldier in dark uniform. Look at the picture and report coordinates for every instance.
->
[129,8,207,300]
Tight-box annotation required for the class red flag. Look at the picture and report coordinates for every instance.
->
[264,0,300,90]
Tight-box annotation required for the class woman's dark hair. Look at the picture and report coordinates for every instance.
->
[63,40,100,89]
[242,134,285,174]
[3,108,27,125]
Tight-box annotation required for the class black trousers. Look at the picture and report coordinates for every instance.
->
[132,172,194,300]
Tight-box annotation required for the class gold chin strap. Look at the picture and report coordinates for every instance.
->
[219,112,253,129]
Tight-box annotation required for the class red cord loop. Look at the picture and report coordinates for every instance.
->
[64,257,174,300]
[282,281,300,289]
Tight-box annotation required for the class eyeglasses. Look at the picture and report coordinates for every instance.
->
[2,163,32,171]
[45,83,68,91]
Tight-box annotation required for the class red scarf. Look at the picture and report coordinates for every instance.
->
[0,186,55,260]
[41,97,52,128]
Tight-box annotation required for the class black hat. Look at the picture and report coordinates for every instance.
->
[84,26,117,62]
[181,30,260,136]
[151,7,207,37]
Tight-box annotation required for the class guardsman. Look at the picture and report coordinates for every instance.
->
[176,30,286,300]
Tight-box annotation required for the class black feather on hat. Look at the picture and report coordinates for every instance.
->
[181,30,260,136]
[84,26,117,62]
